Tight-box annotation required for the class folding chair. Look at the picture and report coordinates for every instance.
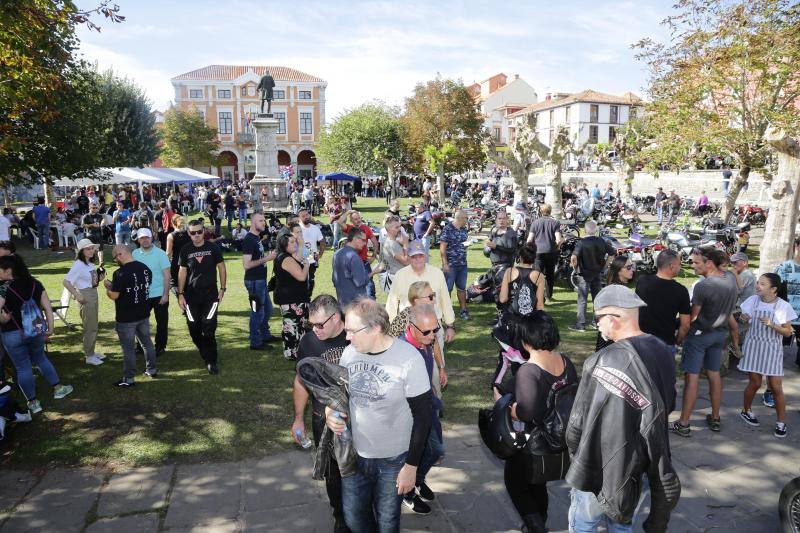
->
[50,287,75,329]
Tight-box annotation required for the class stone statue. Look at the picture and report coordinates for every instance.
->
[257,72,275,114]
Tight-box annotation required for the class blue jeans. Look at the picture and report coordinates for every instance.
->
[363,260,375,299]
[445,263,468,293]
[237,207,248,225]
[244,278,273,347]
[36,223,50,249]
[568,477,649,532]
[116,319,156,380]
[226,210,234,231]
[2,330,59,401]
[342,452,407,533]
[416,418,445,485]
[656,205,663,225]
[576,276,603,328]
[115,230,131,245]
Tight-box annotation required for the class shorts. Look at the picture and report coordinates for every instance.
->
[680,329,727,374]
[445,263,468,292]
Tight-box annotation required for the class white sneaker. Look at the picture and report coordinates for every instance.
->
[14,411,32,423]
[85,355,103,366]
[93,352,106,360]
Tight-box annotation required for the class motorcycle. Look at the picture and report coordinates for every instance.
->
[735,204,768,226]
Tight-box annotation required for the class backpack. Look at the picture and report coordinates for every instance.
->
[7,284,45,339]
[536,378,578,453]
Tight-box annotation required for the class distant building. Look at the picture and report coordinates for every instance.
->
[467,73,538,154]
[509,89,642,165]
[171,65,327,181]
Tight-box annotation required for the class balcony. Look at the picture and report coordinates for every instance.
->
[237,133,254,145]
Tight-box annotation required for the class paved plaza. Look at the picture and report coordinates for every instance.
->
[1,359,798,532]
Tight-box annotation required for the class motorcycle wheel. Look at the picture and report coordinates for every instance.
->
[562,226,580,239]
[779,477,800,533]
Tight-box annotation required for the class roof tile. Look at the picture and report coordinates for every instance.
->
[172,65,325,83]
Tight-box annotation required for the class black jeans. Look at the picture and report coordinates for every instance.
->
[185,298,219,365]
[312,410,344,520]
[137,297,169,352]
[534,252,558,299]
[504,451,549,525]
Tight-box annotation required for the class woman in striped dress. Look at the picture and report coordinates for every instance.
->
[738,273,796,438]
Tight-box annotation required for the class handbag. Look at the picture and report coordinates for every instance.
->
[526,444,571,484]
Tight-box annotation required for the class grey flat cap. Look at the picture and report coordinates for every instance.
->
[594,284,647,310]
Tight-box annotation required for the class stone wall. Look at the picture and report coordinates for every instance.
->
[525,169,771,206]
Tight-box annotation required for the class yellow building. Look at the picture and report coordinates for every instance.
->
[171,65,327,181]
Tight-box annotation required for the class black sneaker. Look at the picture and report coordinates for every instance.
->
[402,493,431,514]
[114,379,135,388]
[249,344,270,351]
[416,482,435,502]
[775,423,788,438]
[207,364,219,375]
[261,335,280,343]
[739,410,759,427]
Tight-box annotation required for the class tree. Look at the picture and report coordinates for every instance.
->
[316,102,405,179]
[532,125,589,218]
[0,1,124,184]
[95,69,160,167]
[402,76,485,200]
[634,0,800,222]
[759,129,800,273]
[160,108,221,169]
[596,116,651,200]
[484,113,539,204]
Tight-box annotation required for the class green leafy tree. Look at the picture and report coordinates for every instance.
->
[634,0,800,223]
[160,108,221,169]
[484,114,539,204]
[0,1,124,185]
[529,124,588,219]
[596,116,650,199]
[402,76,485,200]
[317,102,406,179]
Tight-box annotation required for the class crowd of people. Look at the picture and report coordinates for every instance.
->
[0,177,796,533]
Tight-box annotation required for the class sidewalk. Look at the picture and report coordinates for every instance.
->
[2,361,799,532]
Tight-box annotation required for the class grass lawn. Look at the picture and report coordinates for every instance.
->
[0,197,750,468]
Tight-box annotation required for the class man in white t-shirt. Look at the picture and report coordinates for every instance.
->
[298,207,325,295]
[326,298,432,533]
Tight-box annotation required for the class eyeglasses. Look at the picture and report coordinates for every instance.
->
[411,322,440,336]
[344,325,369,335]
[416,293,435,302]
[593,313,621,326]
[309,313,335,330]
[189,229,204,236]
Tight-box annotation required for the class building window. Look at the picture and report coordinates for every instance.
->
[196,110,205,123]
[549,109,554,126]
[299,90,312,100]
[610,105,618,124]
[493,127,501,141]
[299,112,312,134]
[589,125,599,144]
[565,106,570,123]
[549,129,554,146]
[217,89,231,99]
[590,104,599,123]
[275,112,286,134]
[218,111,232,134]
[189,89,203,99]
[274,89,285,100]
[609,126,617,141]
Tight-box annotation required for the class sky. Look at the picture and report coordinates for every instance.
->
[75,0,674,119]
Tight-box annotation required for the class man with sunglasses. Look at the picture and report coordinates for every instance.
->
[567,285,680,531]
[398,304,445,515]
[292,294,349,532]
[177,219,226,375]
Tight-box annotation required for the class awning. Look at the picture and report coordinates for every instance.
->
[53,167,220,187]
[316,172,361,182]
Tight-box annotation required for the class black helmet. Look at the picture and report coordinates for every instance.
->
[478,393,527,460]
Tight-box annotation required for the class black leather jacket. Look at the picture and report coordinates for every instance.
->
[565,339,681,532]
[296,358,357,479]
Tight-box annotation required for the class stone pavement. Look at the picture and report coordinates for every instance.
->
[2,359,799,532]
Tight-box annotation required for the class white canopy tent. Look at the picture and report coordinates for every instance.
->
[52,167,220,187]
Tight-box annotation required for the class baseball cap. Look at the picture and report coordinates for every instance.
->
[136,228,152,239]
[730,252,748,263]
[594,285,647,310]
[408,240,426,256]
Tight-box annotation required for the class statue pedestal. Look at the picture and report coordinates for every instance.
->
[249,116,289,213]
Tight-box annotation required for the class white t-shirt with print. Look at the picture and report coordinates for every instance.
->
[65,260,97,290]
[300,223,324,264]
[340,338,430,459]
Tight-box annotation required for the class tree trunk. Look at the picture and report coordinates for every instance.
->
[546,167,564,219]
[437,166,446,204]
[623,165,635,200]
[387,165,395,201]
[43,179,55,206]
[512,170,528,205]
[758,136,800,274]
[720,167,750,223]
